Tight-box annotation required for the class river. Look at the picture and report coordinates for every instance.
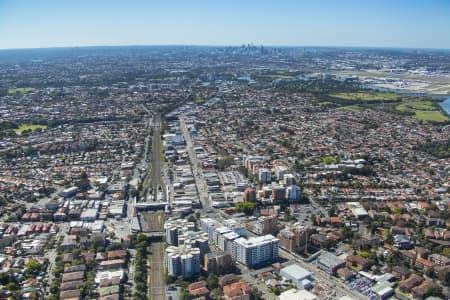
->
[440,96,450,115]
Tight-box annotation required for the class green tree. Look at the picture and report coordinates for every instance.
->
[25,259,42,277]
[207,274,219,290]
[251,286,263,300]
[341,227,354,240]
[6,282,19,291]
[211,288,223,299]
[235,201,256,216]
[442,248,450,258]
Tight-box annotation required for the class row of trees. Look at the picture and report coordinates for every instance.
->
[133,233,150,300]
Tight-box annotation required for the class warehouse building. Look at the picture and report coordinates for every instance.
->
[280,264,313,289]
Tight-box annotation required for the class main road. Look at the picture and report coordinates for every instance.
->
[179,115,211,209]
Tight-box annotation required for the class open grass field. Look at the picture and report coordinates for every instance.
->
[8,87,36,94]
[329,91,400,101]
[318,101,333,106]
[14,124,47,135]
[342,105,363,112]
[396,100,449,122]
[396,100,436,111]
[414,111,449,122]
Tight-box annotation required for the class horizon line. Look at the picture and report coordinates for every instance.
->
[0,43,450,52]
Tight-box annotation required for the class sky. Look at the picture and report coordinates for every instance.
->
[0,0,450,49]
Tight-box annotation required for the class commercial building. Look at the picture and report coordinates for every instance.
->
[80,208,98,222]
[346,202,368,219]
[371,281,394,299]
[279,289,319,300]
[60,186,80,198]
[232,234,279,267]
[316,252,346,275]
[166,245,201,278]
[280,264,313,289]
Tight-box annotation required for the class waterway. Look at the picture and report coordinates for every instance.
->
[440,96,450,115]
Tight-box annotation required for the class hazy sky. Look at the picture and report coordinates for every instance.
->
[1,0,449,49]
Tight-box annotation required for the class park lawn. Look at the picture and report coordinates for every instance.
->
[194,99,206,104]
[318,101,333,106]
[329,92,399,101]
[414,111,449,122]
[342,105,363,112]
[396,100,436,111]
[14,124,48,135]
[396,100,449,123]
[8,87,36,94]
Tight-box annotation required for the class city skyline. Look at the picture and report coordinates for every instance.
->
[1,0,450,50]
